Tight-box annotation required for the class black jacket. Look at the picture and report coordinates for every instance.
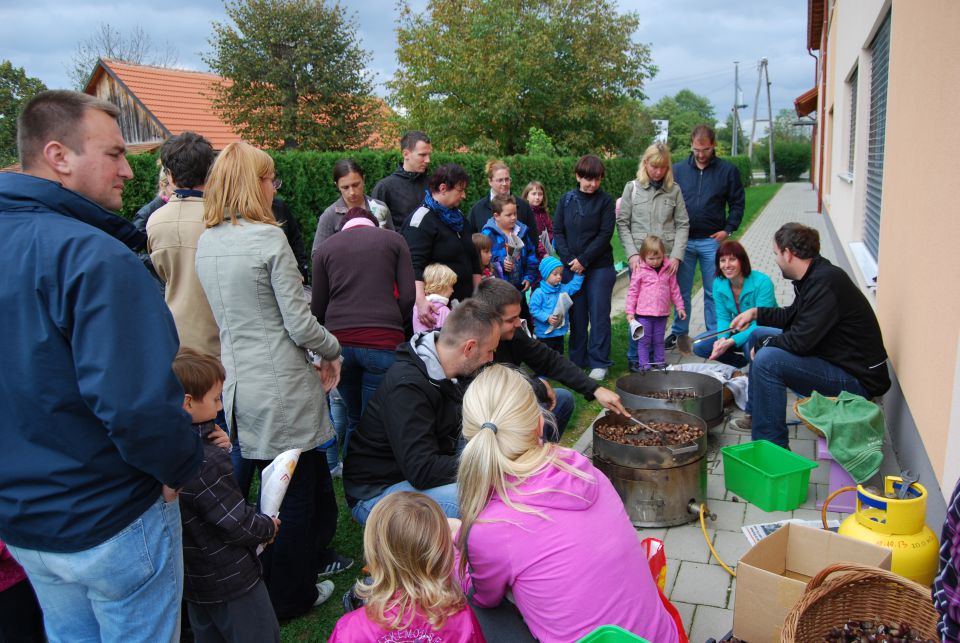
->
[553,189,615,269]
[343,334,466,505]
[757,256,891,397]
[495,331,598,401]
[672,154,745,239]
[179,422,275,604]
[402,205,480,303]
[371,165,430,228]
[469,193,539,242]
[272,197,310,282]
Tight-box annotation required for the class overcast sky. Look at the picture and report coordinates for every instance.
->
[2,0,813,136]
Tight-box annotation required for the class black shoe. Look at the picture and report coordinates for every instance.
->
[628,362,643,373]
[318,553,354,578]
[664,333,678,350]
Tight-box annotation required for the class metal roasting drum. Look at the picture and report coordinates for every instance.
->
[615,370,725,428]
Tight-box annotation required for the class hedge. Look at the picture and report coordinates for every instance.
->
[119,150,746,253]
[752,142,810,182]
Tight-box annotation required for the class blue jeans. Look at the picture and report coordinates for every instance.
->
[748,329,869,448]
[325,389,348,470]
[691,334,750,368]
[8,496,183,643]
[673,237,719,336]
[338,346,395,457]
[546,387,575,441]
[567,265,616,369]
[351,480,459,525]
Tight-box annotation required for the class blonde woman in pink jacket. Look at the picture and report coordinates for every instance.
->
[625,235,686,370]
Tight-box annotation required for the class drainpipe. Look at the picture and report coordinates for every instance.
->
[808,47,818,196]
[815,0,828,214]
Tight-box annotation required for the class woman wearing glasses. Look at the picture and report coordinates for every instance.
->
[468,159,539,248]
[616,142,690,371]
[196,142,344,618]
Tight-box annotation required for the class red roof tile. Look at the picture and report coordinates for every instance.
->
[88,59,242,150]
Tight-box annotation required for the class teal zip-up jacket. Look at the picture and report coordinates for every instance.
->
[713,270,777,347]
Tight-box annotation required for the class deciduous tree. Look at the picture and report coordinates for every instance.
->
[0,61,47,166]
[204,0,380,151]
[389,0,656,156]
[650,89,716,154]
[68,23,179,89]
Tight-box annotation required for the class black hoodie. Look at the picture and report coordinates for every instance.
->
[371,164,430,228]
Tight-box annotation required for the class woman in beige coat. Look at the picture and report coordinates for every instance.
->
[616,142,690,369]
[196,141,343,618]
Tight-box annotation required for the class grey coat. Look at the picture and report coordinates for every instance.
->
[196,218,341,460]
[311,195,392,253]
[617,179,690,263]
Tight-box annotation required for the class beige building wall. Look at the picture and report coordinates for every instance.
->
[815,0,960,494]
[878,0,960,492]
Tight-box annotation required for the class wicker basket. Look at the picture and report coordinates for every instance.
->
[780,562,939,642]
[793,396,834,438]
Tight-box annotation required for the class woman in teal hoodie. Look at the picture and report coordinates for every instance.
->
[692,240,777,367]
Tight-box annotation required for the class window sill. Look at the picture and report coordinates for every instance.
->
[837,172,854,184]
[848,241,878,297]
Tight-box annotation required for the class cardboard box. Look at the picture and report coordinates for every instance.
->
[732,523,892,642]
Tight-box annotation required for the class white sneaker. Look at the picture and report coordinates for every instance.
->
[313,580,335,607]
[588,368,607,381]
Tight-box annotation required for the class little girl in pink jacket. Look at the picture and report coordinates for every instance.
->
[625,235,685,369]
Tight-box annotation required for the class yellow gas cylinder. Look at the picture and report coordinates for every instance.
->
[837,475,939,585]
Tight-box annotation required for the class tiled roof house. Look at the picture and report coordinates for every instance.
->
[84,58,243,150]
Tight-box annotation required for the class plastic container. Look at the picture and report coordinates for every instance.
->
[721,440,818,511]
[577,625,651,643]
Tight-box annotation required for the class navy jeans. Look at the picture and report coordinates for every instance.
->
[338,345,396,456]
[547,387,575,441]
[748,328,869,448]
[566,265,616,369]
[691,334,750,368]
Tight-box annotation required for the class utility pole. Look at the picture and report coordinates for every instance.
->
[747,58,776,183]
[731,61,747,156]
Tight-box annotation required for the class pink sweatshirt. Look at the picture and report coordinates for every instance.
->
[329,603,485,642]
[625,257,684,318]
[455,449,678,643]
[412,294,452,334]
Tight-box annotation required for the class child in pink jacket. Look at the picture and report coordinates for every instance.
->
[625,235,685,369]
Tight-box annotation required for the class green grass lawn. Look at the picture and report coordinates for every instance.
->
[279,182,782,641]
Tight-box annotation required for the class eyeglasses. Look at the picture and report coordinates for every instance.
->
[492,177,511,184]
[272,178,283,190]
[691,147,715,155]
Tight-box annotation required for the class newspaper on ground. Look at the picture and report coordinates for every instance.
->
[742,518,841,547]
[539,230,554,257]
[257,448,302,554]
[544,292,574,335]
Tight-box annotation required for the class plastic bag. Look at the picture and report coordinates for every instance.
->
[640,537,689,643]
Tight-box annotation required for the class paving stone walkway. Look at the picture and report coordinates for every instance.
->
[583,183,852,641]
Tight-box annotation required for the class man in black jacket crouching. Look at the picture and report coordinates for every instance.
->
[729,222,891,448]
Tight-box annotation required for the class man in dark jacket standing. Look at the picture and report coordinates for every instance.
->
[371,130,432,228]
[343,300,500,524]
[668,124,745,350]
[729,223,891,447]
[0,91,202,642]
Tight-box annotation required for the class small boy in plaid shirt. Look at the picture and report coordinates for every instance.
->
[172,347,281,643]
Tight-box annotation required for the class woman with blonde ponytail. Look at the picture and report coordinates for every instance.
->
[454,365,679,643]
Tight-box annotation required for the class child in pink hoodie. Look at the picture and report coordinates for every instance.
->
[625,235,686,369]
[453,365,680,643]
[329,492,484,643]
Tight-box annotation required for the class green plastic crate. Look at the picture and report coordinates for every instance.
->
[577,625,651,643]
[721,440,818,512]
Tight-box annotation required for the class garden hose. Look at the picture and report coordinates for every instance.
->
[699,503,736,577]
[821,485,858,529]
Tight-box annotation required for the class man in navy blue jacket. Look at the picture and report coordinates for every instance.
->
[668,124,745,350]
[0,91,202,642]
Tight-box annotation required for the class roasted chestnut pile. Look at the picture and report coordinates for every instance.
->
[639,389,697,401]
[593,419,703,446]
[820,621,934,642]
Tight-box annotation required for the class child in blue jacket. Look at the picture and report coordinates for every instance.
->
[482,194,539,293]
[529,256,584,354]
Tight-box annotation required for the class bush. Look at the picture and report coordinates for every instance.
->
[120,150,640,252]
[753,141,811,182]
[724,155,753,188]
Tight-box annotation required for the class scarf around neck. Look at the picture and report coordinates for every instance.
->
[424,190,464,233]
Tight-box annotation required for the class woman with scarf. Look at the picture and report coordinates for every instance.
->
[401,164,481,330]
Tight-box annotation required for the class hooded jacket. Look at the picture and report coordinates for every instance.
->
[343,332,466,504]
[757,255,891,397]
[481,217,538,288]
[370,165,430,228]
[469,192,539,242]
[553,189,615,270]
[529,274,584,338]
[625,257,684,318]
[0,172,202,552]
[456,449,679,643]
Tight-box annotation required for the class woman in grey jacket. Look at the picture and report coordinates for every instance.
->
[616,143,690,370]
[196,142,343,619]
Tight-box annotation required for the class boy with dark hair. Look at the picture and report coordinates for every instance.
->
[172,347,293,643]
